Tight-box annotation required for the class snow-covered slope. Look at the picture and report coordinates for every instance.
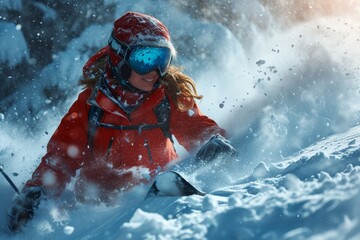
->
[1,125,359,240]
[79,125,360,240]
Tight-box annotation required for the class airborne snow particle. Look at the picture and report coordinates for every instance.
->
[64,226,75,235]
[70,112,78,119]
[42,171,56,186]
[67,145,79,158]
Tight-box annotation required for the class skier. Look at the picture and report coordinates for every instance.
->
[7,12,236,232]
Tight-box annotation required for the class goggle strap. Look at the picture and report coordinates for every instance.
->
[108,31,128,57]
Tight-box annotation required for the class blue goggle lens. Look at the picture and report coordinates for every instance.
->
[127,47,171,77]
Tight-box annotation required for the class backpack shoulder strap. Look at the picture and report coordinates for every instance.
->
[87,104,104,149]
[154,95,174,144]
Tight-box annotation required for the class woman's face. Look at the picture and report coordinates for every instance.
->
[128,70,159,92]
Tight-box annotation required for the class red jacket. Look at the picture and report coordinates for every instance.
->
[25,84,225,202]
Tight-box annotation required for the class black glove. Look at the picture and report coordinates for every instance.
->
[7,187,43,232]
[196,134,237,162]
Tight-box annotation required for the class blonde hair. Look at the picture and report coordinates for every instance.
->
[160,66,202,111]
[79,57,203,112]
[79,57,106,89]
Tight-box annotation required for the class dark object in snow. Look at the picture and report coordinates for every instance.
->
[146,171,205,197]
[0,165,20,194]
[256,60,266,66]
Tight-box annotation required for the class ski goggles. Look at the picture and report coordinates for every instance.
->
[126,46,172,77]
[108,33,172,77]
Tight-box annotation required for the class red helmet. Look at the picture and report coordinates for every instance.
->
[108,12,176,67]
[83,12,176,79]
[112,12,175,51]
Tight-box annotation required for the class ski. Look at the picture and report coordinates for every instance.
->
[146,171,205,198]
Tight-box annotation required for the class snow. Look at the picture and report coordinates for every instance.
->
[153,172,191,197]
[0,22,28,67]
[0,0,22,11]
[1,0,360,239]
[31,2,57,22]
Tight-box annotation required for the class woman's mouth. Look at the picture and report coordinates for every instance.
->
[142,78,155,82]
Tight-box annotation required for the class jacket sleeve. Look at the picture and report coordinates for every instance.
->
[25,89,92,197]
[170,101,226,153]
